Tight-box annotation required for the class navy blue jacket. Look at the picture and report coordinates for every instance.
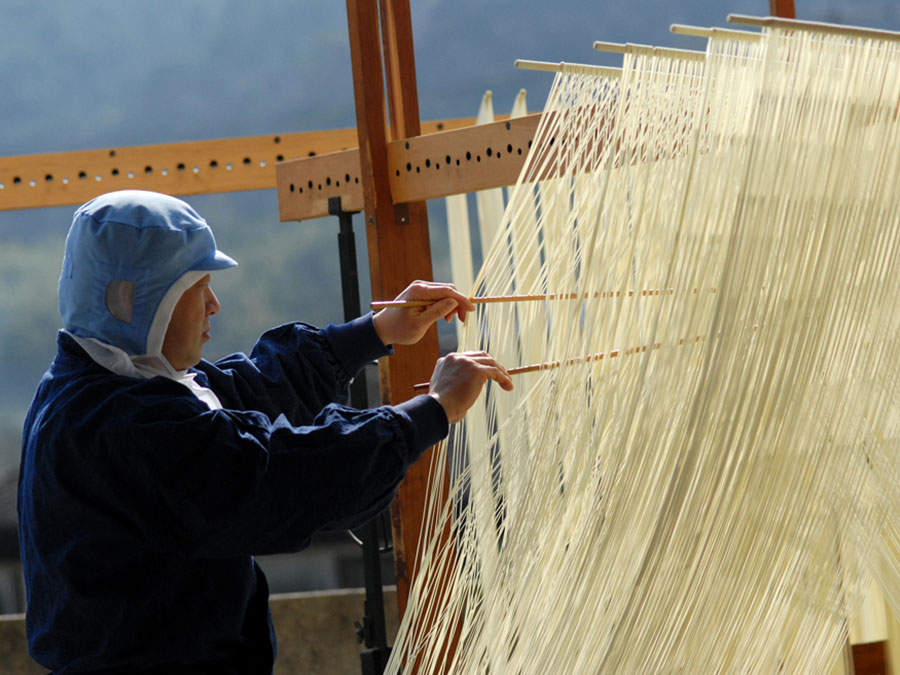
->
[18,314,447,674]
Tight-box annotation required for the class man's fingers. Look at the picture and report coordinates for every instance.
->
[420,297,458,324]
[458,352,514,391]
[472,364,514,391]
[481,363,514,391]
[398,281,475,313]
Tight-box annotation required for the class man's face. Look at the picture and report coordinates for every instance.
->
[161,274,220,370]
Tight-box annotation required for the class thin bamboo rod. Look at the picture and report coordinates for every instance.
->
[727,14,900,42]
[370,286,727,310]
[411,351,617,391]
[514,60,622,77]
[410,322,760,392]
[373,292,595,309]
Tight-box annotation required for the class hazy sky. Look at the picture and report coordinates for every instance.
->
[3,0,897,157]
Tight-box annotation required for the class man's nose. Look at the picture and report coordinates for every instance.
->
[206,289,221,316]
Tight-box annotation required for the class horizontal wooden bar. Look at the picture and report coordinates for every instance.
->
[276,114,542,221]
[276,149,364,220]
[388,113,542,204]
[277,148,366,218]
[0,118,477,212]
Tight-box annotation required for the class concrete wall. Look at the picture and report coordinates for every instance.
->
[0,588,399,674]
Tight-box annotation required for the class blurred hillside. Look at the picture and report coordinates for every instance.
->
[0,0,899,475]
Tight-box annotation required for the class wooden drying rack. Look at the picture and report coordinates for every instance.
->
[0,0,800,655]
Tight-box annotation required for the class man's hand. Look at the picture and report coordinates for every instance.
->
[372,281,476,346]
[428,351,514,424]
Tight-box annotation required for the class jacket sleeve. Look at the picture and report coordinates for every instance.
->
[195,313,390,426]
[119,378,448,559]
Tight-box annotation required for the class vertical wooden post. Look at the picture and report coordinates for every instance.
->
[769,0,796,18]
[345,0,443,620]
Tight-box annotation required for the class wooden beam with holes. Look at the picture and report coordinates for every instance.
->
[0,118,478,212]
[276,112,541,221]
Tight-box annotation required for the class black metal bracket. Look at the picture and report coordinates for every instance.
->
[328,196,393,675]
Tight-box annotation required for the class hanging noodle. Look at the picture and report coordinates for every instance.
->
[388,20,900,674]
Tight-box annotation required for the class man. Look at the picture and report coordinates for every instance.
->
[18,190,512,674]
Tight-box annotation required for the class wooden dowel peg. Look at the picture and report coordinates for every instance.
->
[669,24,762,42]
[514,59,622,77]
[593,41,707,61]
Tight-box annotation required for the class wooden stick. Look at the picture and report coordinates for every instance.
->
[592,41,707,61]
[514,60,622,77]
[409,324,754,392]
[411,352,614,391]
[372,292,584,309]
[669,24,763,42]
[370,288,687,310]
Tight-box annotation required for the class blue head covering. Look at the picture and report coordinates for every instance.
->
[59,190,238,356]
